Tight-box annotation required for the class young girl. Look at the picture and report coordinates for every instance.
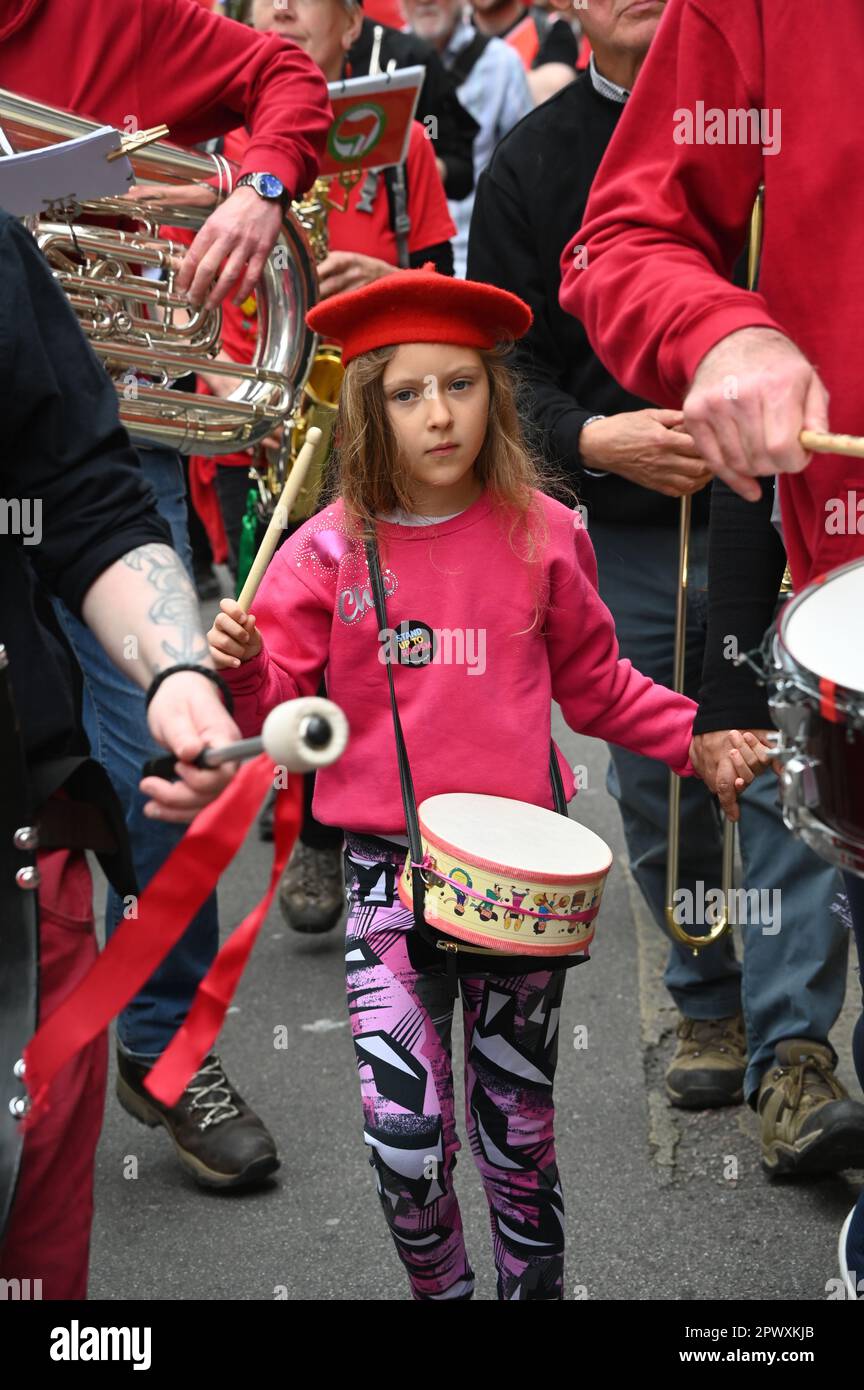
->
[207,269,766,1301]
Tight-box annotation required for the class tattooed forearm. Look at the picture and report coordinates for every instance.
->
[121,543,210,671]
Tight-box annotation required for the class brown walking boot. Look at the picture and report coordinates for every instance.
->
[278,840,345,934]
[665,1011,747,1109]
[758,1038,864,1177]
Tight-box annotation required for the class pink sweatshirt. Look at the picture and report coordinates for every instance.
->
[224,490,696,837]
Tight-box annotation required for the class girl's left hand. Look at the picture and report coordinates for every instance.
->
[690,729,775,822]
[317,251,395,300]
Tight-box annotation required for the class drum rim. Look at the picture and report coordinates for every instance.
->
[775,557,864,717]
[416,822,613,883]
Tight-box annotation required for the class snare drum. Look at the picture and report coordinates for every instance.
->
[770,558,864,876]
[398,793,613,957]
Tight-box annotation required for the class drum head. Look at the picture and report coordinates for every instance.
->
[782,560,864,692]
[418,793,612,880]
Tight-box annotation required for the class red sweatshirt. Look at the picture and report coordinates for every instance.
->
[223,490,696,837]
[0,0,331,198]
[559,0,864,591]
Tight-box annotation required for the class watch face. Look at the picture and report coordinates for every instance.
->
[257,173,285,200]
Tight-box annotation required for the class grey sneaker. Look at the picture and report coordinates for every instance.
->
[278,841,345,934]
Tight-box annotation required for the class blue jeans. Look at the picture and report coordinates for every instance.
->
[52,446,219,1061]
[589,520,848,1102]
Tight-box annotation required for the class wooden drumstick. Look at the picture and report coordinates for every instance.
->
[800,429,864,459]
[237,425,323,611]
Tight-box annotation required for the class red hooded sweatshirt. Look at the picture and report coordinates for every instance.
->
[559,0,864,592]
[0,0,331,198]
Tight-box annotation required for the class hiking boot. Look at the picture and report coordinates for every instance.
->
[278,840,344,934]
[758,1038,864,1178]
[116,1050,279,1190]
[665,1012,746,1109]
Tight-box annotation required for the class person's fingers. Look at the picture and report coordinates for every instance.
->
[760,383,811,476]
[687,415,763,502]
[728,729,765,776]
[654,451,712,476]
[220,598,252,624]
[232,246,269,307]
[209,645,239,671]
[185,238,231,308]
[213,610,252,644]
[644,464,714,498]
[740,730,776,769]
[714,753,741,821]
[802,369,831,437]
[172,756,238,799]
[140,768,232,823]
[729,748,755,786]
[651,409,686,428]
[176,221,215,296]
[660,428,704,460]
[204,242,250,312]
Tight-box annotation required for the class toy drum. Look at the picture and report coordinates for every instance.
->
[769,558,864,876]
[398,793,613,956]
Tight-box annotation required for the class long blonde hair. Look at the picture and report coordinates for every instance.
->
[323,343,573,569]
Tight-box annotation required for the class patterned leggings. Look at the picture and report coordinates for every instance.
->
[344,833,567,1301]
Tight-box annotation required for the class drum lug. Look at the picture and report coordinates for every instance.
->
[15,864,40,890]
[13,825,39,852]
[780,754,821,811]
[768,689,812,742]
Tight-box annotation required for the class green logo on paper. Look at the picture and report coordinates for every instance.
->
[328,103,387,162]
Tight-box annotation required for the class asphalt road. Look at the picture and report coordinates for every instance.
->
[87,646,862,1301]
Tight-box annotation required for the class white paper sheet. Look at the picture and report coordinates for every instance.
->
[0,126,133,217]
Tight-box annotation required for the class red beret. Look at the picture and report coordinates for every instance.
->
[305,266,533,364]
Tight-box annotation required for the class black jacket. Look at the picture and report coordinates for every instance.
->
[348,18,479,202]
[468,74,710,529]
[0,211,170,765]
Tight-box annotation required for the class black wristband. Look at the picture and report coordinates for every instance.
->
[145,664,235,716]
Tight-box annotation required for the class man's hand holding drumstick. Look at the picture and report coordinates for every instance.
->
[683,327,832,502]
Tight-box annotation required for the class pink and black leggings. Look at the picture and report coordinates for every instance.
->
[343,832,567,1301]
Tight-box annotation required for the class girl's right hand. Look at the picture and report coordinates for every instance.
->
[207,598,263,669]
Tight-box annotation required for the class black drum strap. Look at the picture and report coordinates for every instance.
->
[363,530,574,983]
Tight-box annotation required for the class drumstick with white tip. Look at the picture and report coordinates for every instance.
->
[237,425,323,612]
[800,430,864,459]
[142,696,349,781]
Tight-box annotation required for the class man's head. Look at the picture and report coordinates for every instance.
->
[577,0,666,63]
[402,0,462,49]
[250,0,363,81]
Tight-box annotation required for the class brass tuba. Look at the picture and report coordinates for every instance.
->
[0,88,319,455]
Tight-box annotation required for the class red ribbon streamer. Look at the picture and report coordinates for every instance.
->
[23,755,301,1126]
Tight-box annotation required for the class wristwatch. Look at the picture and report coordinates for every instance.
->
[236,172,289,208]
